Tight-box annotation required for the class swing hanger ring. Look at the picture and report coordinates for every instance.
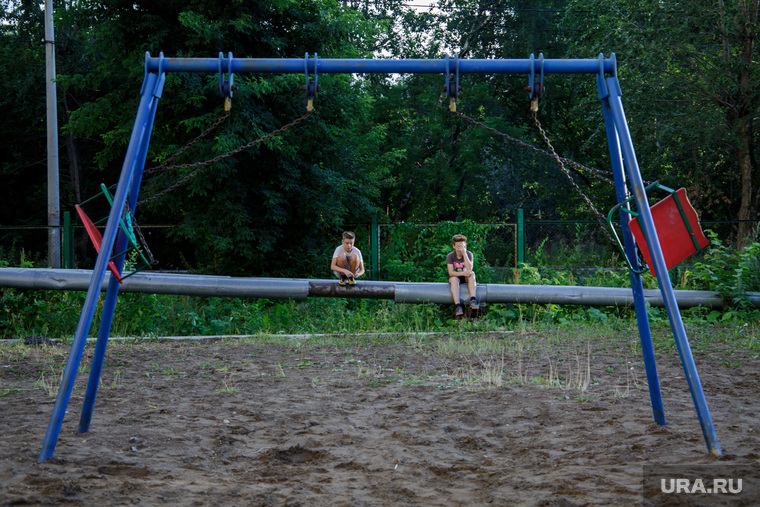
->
[302,52,319,96]
[526,53,545,111]
[303,53,319,112]
[218,51,236,99]
[526,53,545,100]
[443,54,462,98]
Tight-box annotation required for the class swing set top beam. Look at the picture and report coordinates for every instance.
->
[144,52,617,76]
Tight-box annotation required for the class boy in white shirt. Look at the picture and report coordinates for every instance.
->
[330,231,365,286]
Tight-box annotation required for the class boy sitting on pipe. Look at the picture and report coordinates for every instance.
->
[331,231,365,286]
[446,234,479,317]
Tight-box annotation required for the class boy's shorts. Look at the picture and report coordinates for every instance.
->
[334,253,353,278]
[449,275,467,284]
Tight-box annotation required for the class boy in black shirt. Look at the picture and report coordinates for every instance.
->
[446,234,479,317]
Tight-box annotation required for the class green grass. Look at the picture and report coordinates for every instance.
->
[3,224,760,341]
[0,319,757,409]
[1,288,758,359]
[2,230,759,348]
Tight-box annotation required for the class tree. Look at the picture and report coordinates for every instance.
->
[361,0,610,228]
[563,0,760,247]
[0,1,49,259]
[33,0,396,275]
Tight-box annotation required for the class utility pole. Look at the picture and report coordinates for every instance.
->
[45,0,61,268]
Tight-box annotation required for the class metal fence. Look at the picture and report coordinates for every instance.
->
[0,211,752,277]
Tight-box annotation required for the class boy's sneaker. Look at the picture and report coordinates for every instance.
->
[339,275,347,286]
[348,277,356,286]
[454,304,464,317]
[470,297,479,310]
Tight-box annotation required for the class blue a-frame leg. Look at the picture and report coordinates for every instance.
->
[602,75,721,456]
[600,94,665,426]
[38,53,721,462]
[38,66,165,462]
[78,76,160,435]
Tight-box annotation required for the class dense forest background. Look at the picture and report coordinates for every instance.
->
[1,0,758,278]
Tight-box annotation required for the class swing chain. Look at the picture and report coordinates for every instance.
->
[530,110,615,243]
[139,109,314,206]
[451,110,615,185]
[145,110,232,176]
[450,107,615,242]
[124,202,157,265]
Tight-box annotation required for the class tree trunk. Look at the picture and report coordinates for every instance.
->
[734,0,759,248]
[735,120,757,248]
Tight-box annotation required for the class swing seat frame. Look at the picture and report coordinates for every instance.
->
[75,184,154,282]
[75,204,124,283]
[608,182,708,277]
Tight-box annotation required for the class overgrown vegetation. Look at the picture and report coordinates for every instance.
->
[1,316,757,405]
[2,0,757,275]
[1,225,758,341]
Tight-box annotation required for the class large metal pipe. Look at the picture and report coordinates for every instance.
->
[308,280,395,299]
[2,268,757,309]
[0,268,310,300]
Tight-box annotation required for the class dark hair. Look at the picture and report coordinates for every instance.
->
[452,234,467,244]
[342,231,355,240]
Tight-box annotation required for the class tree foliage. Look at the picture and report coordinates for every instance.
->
[562,0,759,245]
[1,0,757,277]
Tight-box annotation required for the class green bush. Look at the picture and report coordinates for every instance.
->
[2,224,758,339]
[685,229,760,308]
[381,220,498,282]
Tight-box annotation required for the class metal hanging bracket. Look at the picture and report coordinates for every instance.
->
[303,52,319,112]
[596,52,619,100]
[153,51,167,99]
[141,51,166,98]
[219,51,235,111]
[444,54,461,112]
[527,53,544,112]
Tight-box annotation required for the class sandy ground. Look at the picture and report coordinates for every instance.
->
[1,332,758,506]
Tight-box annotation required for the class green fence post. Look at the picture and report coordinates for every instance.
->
[370,213,379,280]
[517,209,525,265]
[63,211,73,269]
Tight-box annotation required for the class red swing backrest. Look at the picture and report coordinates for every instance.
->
[628,188,708,277]
[74,205,124,283]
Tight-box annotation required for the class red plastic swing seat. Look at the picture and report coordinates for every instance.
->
[628,188,709,277]
[74,204,123,283]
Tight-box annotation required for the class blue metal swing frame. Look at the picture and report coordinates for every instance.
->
[38,52,722,461]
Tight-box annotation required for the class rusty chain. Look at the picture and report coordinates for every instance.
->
[145,110,232,176]
[529,110,615,242]
[92,108,312,269]
[124,201,157,265]
[138,109,313,206]
[451,110,616,185]
[452,108,616,242]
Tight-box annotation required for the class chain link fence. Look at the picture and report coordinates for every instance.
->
[0,218,751,279]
